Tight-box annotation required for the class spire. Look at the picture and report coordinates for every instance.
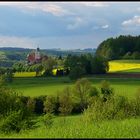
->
[37,44,40,51]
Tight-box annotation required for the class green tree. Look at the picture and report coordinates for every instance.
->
[91,56,109,74]
[69,65,86,80]
[131,51,140,59]
[58,87,73,115]
[74,78,92,111]
[44,96,57,114]
[42,57,57,76]
[100,80,114,101]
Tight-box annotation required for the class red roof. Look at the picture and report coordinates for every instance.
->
[28,53,35,63]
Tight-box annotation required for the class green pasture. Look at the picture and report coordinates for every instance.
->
[7,76,140,99]
[2,73,140,138]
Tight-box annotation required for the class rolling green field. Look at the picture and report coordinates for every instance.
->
[1,76,140,138]
[2,60,140,138]
[7,76,140,99]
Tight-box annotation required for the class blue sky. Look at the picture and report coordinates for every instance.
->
[0,2,140,49]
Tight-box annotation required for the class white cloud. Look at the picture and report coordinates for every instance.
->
[73,2,109,7]
[67,17,86,30]
[92,24,109,30]
[122,15,140,26]
[101,24,109,29]
[0,2,68,16]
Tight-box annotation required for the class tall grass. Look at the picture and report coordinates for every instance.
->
[0,115,140,138]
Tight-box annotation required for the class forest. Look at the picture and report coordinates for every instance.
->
[96,35,140,60]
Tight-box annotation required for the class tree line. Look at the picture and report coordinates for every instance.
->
[96,35,140,60]
[12,54,109,80]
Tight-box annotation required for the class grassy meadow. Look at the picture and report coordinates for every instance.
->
[2,59,140,138]
[7,76,140,99]
[1,115,140,138]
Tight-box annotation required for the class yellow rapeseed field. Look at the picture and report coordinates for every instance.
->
[14,72,36,77]
[109,61,140,72]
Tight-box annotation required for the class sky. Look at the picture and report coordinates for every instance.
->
[0,1,140,49]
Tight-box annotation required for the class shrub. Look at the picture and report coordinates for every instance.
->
[19,96,30,105]
[44,96,57,114]
[0,87,23,116]
[43,113,54,128]
[89,86,99,97]
[0,75,5,86]
[26,97,36,114]
[69,65,86,80]
[73,78,92,111]
[34,95,47,114]
[91,56,109,74]
[58,87,73,115]
[83,95,136,122]
[0,110,36,133]
[131,88,140,116]
[0,110,23,133]
[100,80,114,101]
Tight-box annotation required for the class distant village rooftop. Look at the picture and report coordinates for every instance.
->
[27,47,48,65]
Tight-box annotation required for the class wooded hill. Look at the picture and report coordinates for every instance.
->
[96,35,140,60]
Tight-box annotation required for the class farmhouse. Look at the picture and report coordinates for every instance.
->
[27,47,48,65]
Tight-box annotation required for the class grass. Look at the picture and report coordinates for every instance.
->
[2,73,140,138]
[6,76,140,99]
[1,115,140,138]
[2,59,140,138]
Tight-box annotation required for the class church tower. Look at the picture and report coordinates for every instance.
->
[35,46,41,60]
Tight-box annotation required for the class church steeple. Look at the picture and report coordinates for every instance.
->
[35,45,40,60]
[37,44,40,51]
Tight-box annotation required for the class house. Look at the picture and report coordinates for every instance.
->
[27,47,48,65]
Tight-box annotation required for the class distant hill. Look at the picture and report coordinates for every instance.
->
[0,47,96,67]
[96,35,140,60]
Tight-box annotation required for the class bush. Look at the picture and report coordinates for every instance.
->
[43,113,54,128]
[91,56,109,74]
[131,88,140,116]
[0,110,23,133]
[0,87,23,116]
[0,110,36,133]
[44,96,58,114]
[100,80,114,101]
[69,65,86,80]
[58,87,73,115]
[83,94,139,122]
[73,78,92,111]
[89,86,99,97]
[26,97,36,114]
[34,95,47,114]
